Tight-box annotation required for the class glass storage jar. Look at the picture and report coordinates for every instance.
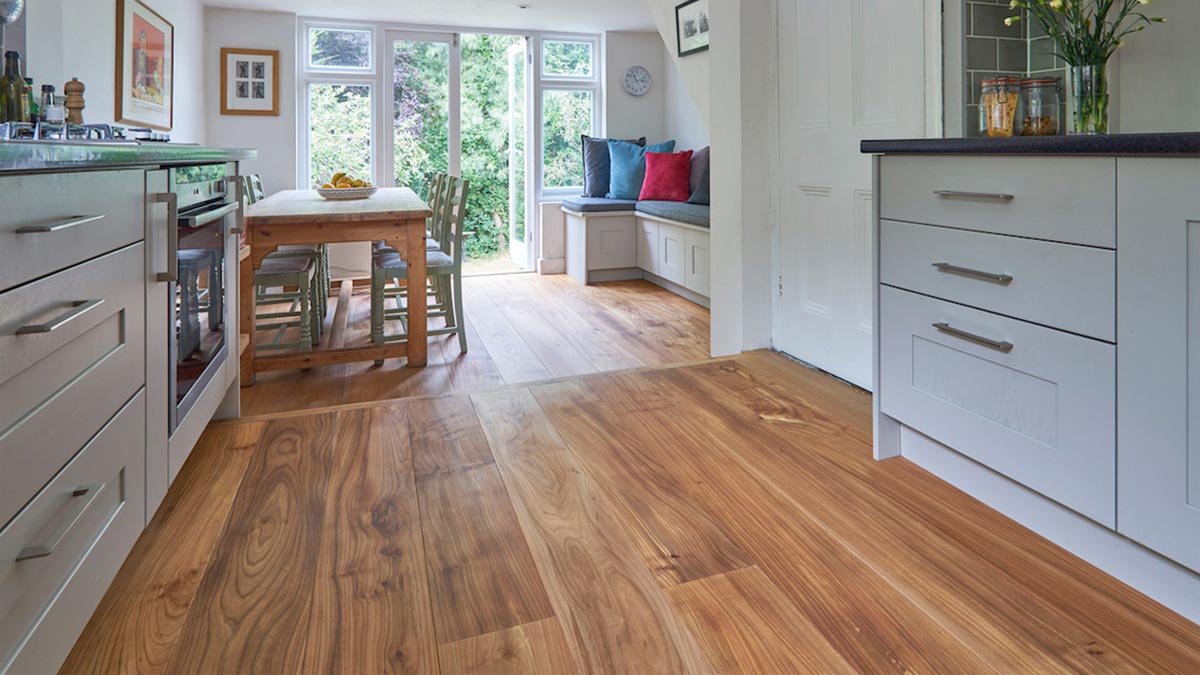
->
[980,77,1021,138]
[1021,79,1062,136]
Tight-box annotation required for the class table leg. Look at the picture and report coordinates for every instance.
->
[407,220,428,367]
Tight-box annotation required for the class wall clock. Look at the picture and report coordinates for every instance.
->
[622,66,652,97]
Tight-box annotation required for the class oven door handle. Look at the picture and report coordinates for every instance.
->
[182,202,240,229]
[152,192,179,283]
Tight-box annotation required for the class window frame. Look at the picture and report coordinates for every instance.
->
[303,21,377,75]
[534,34,601,197]
[540,38,597,80]
[300,79,377,189]
[538,85,598,194]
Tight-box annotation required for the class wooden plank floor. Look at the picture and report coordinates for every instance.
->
[241,274,712,418]
[65,351,1200,674]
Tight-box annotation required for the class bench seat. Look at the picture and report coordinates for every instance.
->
[561,197,638,213]
[635,201,711,229]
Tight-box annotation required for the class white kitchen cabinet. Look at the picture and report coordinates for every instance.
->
[684,229,710,297]
[657,222,686,285]
[1116,158,1200,573]
[637,219,658,273]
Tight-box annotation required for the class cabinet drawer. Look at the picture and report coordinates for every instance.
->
[0,170,145,292]
[0,244,146,526]
[880,156,1115,248]
[657,223,686,285]
[879,286,1115,526]
[0,391,145,674]
[881,220,1115,341]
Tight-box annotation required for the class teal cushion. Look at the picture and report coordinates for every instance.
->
[607,139,675,200]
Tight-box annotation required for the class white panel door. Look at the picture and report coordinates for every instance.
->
[1116,158,1200,573]
[774,0,927,389]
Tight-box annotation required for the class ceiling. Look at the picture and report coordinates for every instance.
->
[204,0,657,33]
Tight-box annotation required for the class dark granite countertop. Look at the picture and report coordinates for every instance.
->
[861,132,1200,156]
[0,141,257,173]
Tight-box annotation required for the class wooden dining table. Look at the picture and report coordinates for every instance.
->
[240,188,433,385]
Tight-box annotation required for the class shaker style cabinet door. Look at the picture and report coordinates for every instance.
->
[1116,158,1200,573]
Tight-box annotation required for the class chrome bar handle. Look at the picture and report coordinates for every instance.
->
[16,299,105,335]
[152,192,179,283]
[933,190,1015,202]
[15,214,106,234]
[229,176,245,235]
[181,201,240,229]
[932,322,1014,353]
[932,262,1013,285]
[16,483,106,561]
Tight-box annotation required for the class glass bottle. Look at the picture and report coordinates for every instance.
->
[39,85,55,122]
[0,51,29,123]
[24,78,36,122]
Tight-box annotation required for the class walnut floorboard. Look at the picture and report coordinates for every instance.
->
[471,388,715,674]
[241,275,710,418]
[60,423,265,675]
[436,618,578,675]
[407,396,556,644]
[63,352,1200,674]
[165,414,337,674]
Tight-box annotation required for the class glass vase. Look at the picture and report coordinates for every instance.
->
[1070,64,1109,135]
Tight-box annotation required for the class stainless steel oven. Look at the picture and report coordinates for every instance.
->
[160,165,239,433]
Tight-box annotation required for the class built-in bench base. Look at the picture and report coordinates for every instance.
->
[563,205,710,307]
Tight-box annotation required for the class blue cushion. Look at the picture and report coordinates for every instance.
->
[607,139,676,200]
[635,201,711,229]
[582,135,644,198]
[562,197,638,213]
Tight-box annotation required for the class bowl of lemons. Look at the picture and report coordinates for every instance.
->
[316,172,377,200]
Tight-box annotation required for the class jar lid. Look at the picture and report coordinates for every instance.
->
[1022,78,1059,86]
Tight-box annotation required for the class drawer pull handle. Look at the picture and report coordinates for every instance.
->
[16,299,105,335]
[933,190,1015,202]
[16,483,106,562]
[932,322,1014,353]
[932,262,1013,285]
[15,214,106,234]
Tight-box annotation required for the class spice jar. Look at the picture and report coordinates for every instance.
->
[980,77,1021,138]
[1020,79,1061,136]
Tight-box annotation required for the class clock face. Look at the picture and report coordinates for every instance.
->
[623,66,652,97]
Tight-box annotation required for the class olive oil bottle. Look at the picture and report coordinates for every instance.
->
[0,51,29,124]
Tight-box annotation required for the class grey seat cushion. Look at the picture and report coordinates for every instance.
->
[374,249,453,275]
[635,201,711,229]
[561,197,638,213]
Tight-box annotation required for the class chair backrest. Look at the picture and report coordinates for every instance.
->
[241,175,265,205]
[426,172,450,243]
[439,175,470,269]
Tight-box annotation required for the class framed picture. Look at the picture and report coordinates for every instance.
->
[675,0,710,57]
[220,48,280,116]
[115,0,173,130]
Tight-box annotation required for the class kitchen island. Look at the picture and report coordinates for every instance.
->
[864,133,1200,623]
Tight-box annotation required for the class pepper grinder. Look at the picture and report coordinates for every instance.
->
[64,77,85,124]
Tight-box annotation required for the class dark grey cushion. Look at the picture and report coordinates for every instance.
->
[689,146,710,196]
[582,135,645,198]
[636,201,711,229]
[562,197,638,213]
[687,166,710,206]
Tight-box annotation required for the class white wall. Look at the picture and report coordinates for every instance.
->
[204,8,298,193]
[1117,1,1200,133]
[604,31,666,143]
[646,0,709,129]
[664,55,708,150]
[24,0,206,142]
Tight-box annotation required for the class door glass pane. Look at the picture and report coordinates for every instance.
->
[393,40,450,195]
[309,27,373,70]
[461,33,529,273]
[308,83,372,188]
[542,89,593,190]
[542,40,593,78]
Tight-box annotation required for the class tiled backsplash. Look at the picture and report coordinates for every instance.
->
[963,0,1067,136]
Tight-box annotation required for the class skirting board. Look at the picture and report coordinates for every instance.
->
[586,267,644,283]
[643,272,711,309]
[538,257,565,275]
[897,425,1200,625]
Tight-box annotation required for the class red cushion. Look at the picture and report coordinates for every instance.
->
[639,150,693,202]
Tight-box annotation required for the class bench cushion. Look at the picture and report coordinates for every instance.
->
[635,201,711,229]
[562,197,638,213]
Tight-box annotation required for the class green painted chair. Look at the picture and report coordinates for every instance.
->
[370,175,470,361]
[254,254,320,353]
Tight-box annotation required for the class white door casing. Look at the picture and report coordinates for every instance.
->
[773,0,928,389]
